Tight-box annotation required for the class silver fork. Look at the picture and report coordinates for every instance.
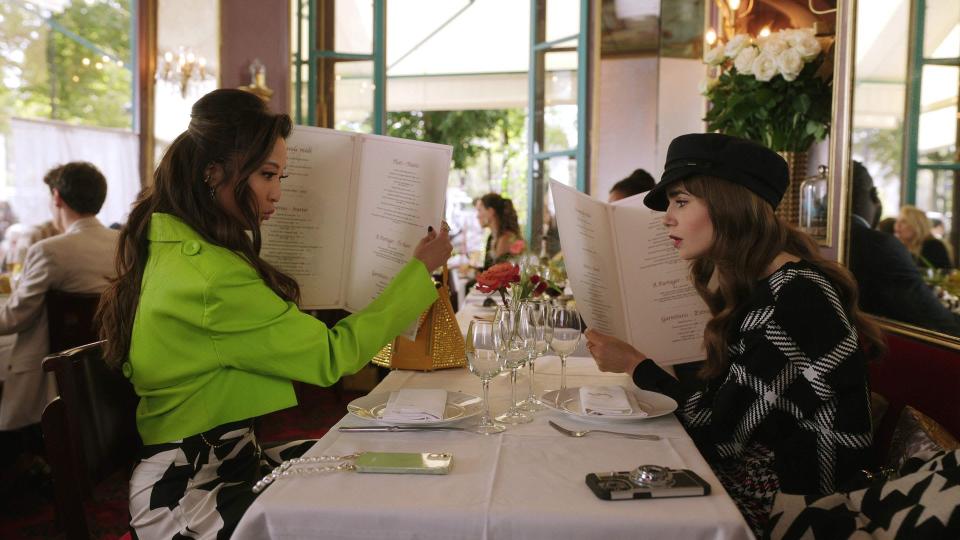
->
[548,420,660,441]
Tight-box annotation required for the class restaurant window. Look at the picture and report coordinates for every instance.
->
[528,0,590,244]
[903,0,959,251]
[293,0,589,263]
[292,0,386,133]
[0,0,139,230]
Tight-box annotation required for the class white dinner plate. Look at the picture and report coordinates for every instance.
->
[346,390,483,426]
[541,387,677,423]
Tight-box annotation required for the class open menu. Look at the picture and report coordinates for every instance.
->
[261,126,452,320]
[551,180,709,365]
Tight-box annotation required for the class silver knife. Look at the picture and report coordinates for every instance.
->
[338,425,473,433]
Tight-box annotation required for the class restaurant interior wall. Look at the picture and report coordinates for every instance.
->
[221,0,290,115]
[595,56,658,198]
[153,0,219,166]
[593,0,707,197]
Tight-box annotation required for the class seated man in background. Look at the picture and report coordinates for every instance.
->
[847,161,960,336]
[608,168,656,202]
[0,162,119,434]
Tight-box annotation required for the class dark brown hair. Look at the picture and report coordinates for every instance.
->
[610,169,655,199]
[97,89,299,368]
[43,161,108,214]
[683,176,885,379]
[479,192,520,236]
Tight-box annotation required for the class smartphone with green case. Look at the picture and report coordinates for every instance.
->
[353,452,452,474]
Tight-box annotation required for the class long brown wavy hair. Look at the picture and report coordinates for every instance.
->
[479,192,520,237]
[97,89,300,368]
[682,176,885,379]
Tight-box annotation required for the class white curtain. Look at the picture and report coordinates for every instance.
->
[9,117,140,227]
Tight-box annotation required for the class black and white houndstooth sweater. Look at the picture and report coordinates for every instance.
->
[633,260,873,497]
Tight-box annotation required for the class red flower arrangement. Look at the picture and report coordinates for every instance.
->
[475,262,553,307]
[476,262,520,294]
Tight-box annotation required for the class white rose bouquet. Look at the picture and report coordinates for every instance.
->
[701,28,833,152]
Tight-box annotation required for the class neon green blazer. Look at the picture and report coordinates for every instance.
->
[126,213,438,445]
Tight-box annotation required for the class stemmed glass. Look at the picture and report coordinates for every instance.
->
[548,305,582,402]
[517,298,548,411]
[493,306,533,424]
[466,320,506,434]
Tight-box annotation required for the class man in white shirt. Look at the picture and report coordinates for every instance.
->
[0,162,119,430]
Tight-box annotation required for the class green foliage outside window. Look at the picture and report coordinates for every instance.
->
[0,0,132,131]
[387,110,514,171]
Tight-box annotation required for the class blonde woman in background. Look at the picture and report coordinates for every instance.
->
[895,205,953,269]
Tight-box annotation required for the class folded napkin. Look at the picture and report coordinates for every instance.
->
[579,385,642,416]
[382,389,448,422]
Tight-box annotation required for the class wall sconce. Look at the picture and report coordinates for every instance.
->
[156,47,212,98]
[239,59,273,102]
[714,0,755,40]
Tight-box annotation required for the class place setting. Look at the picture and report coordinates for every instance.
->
[340,388,486,433]
[541,384,678,424]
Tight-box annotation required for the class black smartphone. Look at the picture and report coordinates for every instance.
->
[586,465,711,500]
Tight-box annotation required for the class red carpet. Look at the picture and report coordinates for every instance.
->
[0,384,361,539]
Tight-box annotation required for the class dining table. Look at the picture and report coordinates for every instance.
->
[234,291,753,540]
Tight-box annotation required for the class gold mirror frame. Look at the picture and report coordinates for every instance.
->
[833,0,960,351]
[137,0,158,187]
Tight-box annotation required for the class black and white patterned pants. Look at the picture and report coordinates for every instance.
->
[129,419,316,540]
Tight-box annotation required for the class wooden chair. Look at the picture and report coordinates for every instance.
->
[41,340,140,539]
[45,290,102,354]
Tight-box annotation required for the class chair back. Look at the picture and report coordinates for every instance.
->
[41,341,140,539]
[45,290,102,353]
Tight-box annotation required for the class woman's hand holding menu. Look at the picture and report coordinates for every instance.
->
[413,226,452,273]
[585,328,647,374]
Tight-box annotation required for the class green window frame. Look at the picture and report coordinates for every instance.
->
[293,0,386,133]
[903,0,960,211]
[527,0,590,240]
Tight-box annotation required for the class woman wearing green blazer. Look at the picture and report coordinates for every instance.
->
[98,89,452,539]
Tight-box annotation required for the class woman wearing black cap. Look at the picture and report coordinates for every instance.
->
[585,133,884,536]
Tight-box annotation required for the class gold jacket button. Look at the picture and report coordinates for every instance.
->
[121,361,133,378]
[182,240,201,256]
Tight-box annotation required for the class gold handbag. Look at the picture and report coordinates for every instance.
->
[372,265,466,371]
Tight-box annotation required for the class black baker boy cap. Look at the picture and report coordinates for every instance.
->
[643,133,789,211]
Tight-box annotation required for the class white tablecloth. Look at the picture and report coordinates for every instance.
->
[234,357,753,540]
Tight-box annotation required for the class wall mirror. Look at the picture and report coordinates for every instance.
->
[841,0,960,347]
[595,0,842,242]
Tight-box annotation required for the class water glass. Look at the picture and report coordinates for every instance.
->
[466,319,505,434]
[548,306,581,402]
[518,298,548,411]
[493,306,533,424]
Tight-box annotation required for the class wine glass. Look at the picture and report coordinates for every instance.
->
[517,298,548,411]
[493,306,533,424]
[548,305,581,403]
[466,319,506,434]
